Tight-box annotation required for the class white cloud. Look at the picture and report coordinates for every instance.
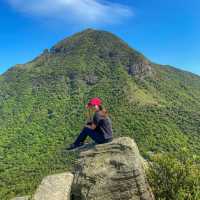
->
[7,0,133,24]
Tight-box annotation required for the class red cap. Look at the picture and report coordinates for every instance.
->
[87,97,102,108]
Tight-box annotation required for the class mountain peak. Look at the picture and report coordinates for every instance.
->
[50,29,152,77]
[51,28,122,51]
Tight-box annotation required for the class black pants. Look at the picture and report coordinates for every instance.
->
[74,127,111,146]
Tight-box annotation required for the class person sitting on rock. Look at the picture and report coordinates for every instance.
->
[67,97,113,150]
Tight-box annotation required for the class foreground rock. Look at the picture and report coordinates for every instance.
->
[11,197,30,200]
[71,137,154,200]
[33,172,74,200]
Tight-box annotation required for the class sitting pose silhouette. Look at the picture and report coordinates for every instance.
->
[67,97,113,150]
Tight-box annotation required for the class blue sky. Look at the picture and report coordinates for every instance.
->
[0,0,200,75]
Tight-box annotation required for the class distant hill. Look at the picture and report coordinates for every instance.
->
[0,29,200,199]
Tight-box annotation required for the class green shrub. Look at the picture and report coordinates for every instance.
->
[147,149,200,200]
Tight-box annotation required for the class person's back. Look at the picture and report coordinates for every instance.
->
[93,110,113,140]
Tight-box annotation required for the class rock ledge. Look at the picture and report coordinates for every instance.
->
[71,137,154,200]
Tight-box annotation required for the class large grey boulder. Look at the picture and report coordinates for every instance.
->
[33,172,74,200]
[71,137,154,200]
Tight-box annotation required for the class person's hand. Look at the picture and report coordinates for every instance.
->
[91,123,96,130]
[85,123,96,130]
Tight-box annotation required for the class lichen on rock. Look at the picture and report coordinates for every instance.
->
[71,137,154,200]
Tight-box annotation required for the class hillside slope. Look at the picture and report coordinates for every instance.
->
[0,29,200,199]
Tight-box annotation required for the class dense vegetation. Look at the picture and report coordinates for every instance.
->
[0,29,200,199]
[148,149,200,200]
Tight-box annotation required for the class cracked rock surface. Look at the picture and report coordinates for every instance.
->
[71,137,154,200]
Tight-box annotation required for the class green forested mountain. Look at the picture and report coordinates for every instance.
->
[0,29,200,199]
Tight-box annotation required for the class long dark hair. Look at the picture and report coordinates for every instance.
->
[98,105,108,117]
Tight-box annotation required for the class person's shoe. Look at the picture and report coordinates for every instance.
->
[66,142,84,150]
[66,144,76,150]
